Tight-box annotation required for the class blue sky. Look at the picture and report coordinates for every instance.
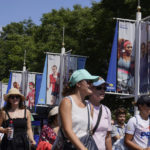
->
[0,0,100,28]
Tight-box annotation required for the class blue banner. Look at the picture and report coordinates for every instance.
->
[6,72,12,93]
[106,21,118,92]
[77,57,87,69]
[35,74,42,107]
[37,56,47,104]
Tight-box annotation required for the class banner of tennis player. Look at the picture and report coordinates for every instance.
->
[107,20,136,94]
[7,71,42,108]
[38,53,87,105]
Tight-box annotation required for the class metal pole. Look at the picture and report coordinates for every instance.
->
[59,27,65,104]
[134,5,142,115]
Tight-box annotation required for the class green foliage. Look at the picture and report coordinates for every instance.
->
[0,0,150,110]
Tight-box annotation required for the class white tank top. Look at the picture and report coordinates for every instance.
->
[69,96,92,138]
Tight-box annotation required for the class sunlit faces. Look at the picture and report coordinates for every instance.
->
[77,80,93,96]
[8,95,21,105]
[91,84,106,102]
[117,114,126,125]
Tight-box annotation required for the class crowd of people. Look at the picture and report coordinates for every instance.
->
[0,69,150,150]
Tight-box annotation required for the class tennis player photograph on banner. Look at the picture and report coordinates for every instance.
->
[117,21,135,94]
[47,54,60,105]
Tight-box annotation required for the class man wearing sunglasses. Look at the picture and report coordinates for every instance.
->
[89,77,112,150]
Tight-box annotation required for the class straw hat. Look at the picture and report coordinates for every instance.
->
[48,106,59,118]
[4,88,25,101]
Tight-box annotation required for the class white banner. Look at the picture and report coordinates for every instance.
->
[117,21,135,94]
[47,55,60,105]
[26,73,36,108]
[11,72,22,91]
[1,83,8,107]
[140,22,148,93]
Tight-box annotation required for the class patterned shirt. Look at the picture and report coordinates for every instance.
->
[39,124,57,145]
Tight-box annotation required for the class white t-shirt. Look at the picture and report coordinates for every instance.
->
[125,114,150,148]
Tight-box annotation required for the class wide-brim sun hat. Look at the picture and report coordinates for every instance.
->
[69,69,99,87]
[48,106,59,118]
[4,88,25,101]
[93,77,110,87]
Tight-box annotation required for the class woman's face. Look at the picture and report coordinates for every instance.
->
[8,95,21,106]
[125,44,132,56]
[89,84,106,105]
[77,80,93,96]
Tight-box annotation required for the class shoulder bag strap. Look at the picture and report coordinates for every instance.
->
[92,105,102,134]
[5,109,11,120]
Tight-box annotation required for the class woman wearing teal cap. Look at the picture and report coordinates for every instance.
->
[52,69,99,150]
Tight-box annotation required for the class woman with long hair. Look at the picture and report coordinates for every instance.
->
[0,88,36,150]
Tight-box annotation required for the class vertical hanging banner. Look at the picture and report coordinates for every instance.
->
[64,55,77,85]
[140,22,148,93]
[106,21,118,92]
[1,83,8,107]
[11,72,22,91]
[26,73,36,109]
[148,23,150,90]
[47,54,60,105]
[117,21,135,94]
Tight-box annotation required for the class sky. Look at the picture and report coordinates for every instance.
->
[0,0,100,29]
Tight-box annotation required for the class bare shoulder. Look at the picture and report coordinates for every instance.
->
[60,97,72,107]
[59,97,72,112]
[0,110,5,119]
[26,109,31,117]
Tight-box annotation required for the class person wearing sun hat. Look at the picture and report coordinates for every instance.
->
[38,106,59,148]
[88,77,112,150]
[0,88,36,150]
[52,69,99,150]
[125,95,150,149]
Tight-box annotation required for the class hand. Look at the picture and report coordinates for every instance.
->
[143,148,150,150]
[30,139,36,146]
[5,127,13,135]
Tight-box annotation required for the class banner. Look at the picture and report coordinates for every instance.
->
[38,53,87,106]
[1,83,8,107]
[26,73,36,109]
[47,55,60,105]
[117,21,135,94]
[140,22,148,93]
[11,72,22,91]
[106,21,118,92]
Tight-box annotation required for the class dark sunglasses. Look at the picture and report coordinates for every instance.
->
[95,86,107,91]
[9,95,20,99]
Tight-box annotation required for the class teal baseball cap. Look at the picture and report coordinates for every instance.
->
[69,69,99,87]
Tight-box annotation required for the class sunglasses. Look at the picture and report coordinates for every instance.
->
[9,95,20,99]
[95,86,107,91]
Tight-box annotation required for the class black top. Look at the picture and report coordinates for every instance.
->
[0,109,30,150]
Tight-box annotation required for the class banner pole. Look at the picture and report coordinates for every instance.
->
[134,5,142,115]
[59,27,65,104]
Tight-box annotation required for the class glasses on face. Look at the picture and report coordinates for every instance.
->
[9,95,20,100]
[95,86,107,91]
